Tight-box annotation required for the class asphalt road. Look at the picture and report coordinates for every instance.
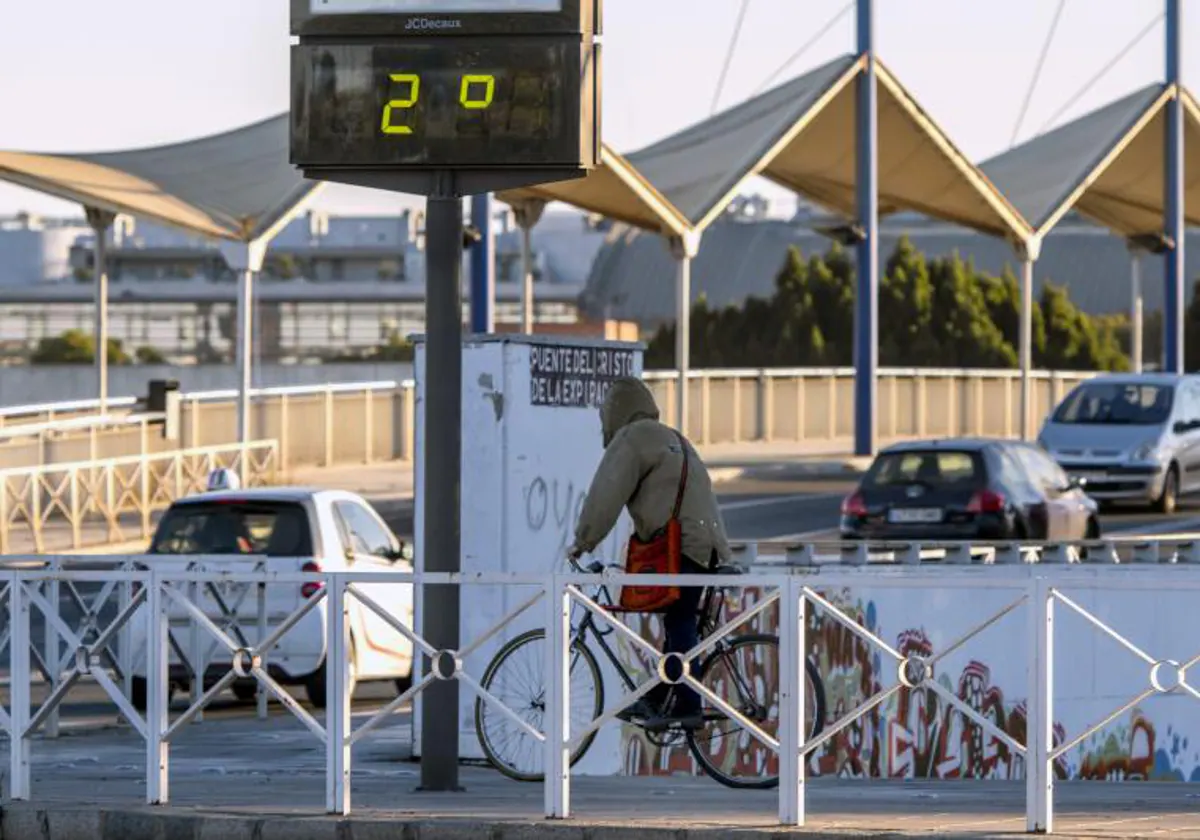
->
[714,469,1200,542]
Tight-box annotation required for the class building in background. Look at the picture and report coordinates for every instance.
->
[0,207,608,364]
[2,194,1173,366]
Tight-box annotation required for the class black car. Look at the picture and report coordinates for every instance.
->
[840,438,1101,542]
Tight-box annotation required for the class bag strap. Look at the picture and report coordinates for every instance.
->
[670,430,689,521]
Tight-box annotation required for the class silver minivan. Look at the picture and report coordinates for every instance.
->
[1038,373,1200,513]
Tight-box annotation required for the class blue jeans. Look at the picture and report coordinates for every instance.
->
[660,557,707,717]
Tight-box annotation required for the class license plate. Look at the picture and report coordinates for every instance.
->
[1071,471,1105,483]
[888,508,943,524]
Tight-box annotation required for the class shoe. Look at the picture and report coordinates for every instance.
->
[615,699,659,724]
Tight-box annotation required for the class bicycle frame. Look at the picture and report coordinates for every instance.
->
[567,571,731,700]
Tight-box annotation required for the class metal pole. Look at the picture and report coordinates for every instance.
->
[1019,252,1035,440]
[1164,0,1185,373]
[853,0,879,457]
[219,240,264,447]
[676,252,690,434]
[469,193,495,334]
[420,176,463,793]
[237,266,254,444]
[512,199,545,334]
[671,234,698,435]
[1131,248,1144,373]
[521,223,534,333]
[86,208,115,413]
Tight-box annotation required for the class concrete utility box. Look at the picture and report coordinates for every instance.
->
[412,335,644,766]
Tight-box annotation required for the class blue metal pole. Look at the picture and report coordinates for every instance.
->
[469,193,495,334]
[1164,0,1185,372]
[854,0,879,456]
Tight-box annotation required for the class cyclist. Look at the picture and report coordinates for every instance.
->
[567,376,732,730]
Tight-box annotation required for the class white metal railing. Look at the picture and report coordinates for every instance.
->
[0,441,279,553]
[1,540,1197,834]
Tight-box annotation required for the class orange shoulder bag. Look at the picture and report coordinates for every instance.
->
[617,432,689,613]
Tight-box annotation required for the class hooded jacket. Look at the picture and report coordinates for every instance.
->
[572,377,732,568]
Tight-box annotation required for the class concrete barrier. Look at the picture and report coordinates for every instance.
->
[1,367,1095,473]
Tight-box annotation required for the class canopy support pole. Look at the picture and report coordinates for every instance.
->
[670,232,700,436]
[469,194,495,334]
[513,199,546,334]
[854,0,879,457]
[219,241,267,446]
[1164,0,1185,373]
[1017,240,1041,441]
[1129,245,1144,373]
[85,208,115,414]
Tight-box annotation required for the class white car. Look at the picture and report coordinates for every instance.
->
[127,484,414,709]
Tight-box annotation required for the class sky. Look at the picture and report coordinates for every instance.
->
[0,0,1195,219]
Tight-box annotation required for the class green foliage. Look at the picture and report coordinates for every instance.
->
[30,330,132,365]
[325,331,415,363]
[646,237,1130,372]
[135,346,168,365]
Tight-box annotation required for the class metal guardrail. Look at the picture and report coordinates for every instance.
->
[1,380,406,425]
[0,441,279,553]
[0,396,140,426]
[0,539,1196,834]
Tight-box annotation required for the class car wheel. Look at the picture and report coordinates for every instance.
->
[1154,465,1180,515]
[232,680,258,703]
[305,639,358,709]
[1078,517,1101,561]
[395,673,412,695]
[1011,520,1028,542]
[130,677,177,712]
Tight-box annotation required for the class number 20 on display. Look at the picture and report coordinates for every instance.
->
[380,74,495,134]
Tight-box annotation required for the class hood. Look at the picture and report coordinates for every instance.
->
[600,377,660,447]
[1039,421,1161,458]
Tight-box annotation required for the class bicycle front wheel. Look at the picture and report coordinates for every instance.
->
[685,633,825,790]
[475,628,604,782]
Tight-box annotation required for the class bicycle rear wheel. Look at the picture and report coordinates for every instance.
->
[685,633,826,790]
[475,628,604,782]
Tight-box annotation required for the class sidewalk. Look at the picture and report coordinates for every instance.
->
[3,711,1195,839]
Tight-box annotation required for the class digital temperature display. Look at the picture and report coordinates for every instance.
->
[290,40,589,169]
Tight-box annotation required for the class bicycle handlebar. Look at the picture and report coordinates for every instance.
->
[568,555,607,575]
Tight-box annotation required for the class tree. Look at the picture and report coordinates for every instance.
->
[135,346,168,365]
[30,330,131,365]
[645,239,1131,373]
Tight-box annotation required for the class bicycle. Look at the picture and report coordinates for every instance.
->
[474,558,827,789]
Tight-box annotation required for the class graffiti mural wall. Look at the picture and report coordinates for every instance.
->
[614,583,1200,782]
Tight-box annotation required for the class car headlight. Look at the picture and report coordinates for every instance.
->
[1130,442,1159,462]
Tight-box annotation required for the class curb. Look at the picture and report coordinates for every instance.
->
[0,807,1000,840]
[709,461,866,484]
